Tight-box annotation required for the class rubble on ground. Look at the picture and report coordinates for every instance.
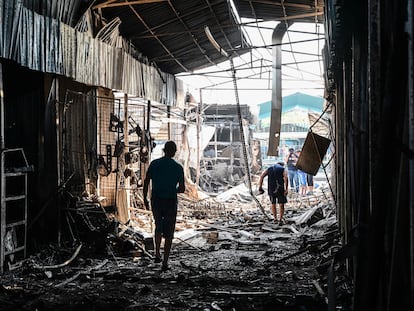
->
[0,183,352,311]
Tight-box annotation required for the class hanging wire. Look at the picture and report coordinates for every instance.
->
[205,25,270,219]
[229,57,270,218]
[245,1,272,60]
[281,0,303,80]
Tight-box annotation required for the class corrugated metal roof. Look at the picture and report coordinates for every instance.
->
[26,1,324,75]
[94,0,249,74]
[92,0,324,75]
[232,0,324,23]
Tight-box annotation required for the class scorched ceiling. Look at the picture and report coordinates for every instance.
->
[22,0,325,75]
[92,0,249,74]
[91,0,325,75]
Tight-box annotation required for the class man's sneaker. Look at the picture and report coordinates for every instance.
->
[154,256,162,263]
[279,219,286,226]
[161,264,169,272]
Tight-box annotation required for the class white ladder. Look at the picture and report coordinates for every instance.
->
[1,148,30,273]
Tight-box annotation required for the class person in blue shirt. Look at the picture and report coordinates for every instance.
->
[143,141,185,271]
[257,162,289,224]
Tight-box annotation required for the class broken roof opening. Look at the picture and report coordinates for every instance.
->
[176,21,325,105]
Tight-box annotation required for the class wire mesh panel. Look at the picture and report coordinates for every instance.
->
[123,99,185,211]
[61,90,185,213]
[61,89,121,206]
[118,97,148,211]
[96,89,122,207]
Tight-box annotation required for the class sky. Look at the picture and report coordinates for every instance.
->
[176,20,325,115]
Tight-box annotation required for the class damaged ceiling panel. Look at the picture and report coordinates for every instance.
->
[16,0,328,76]
[93,0,250,74]
[232,0,324,23]
[21,1,325,76]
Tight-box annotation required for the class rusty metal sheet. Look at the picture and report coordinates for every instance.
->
[296,132,331,176]
[0,1,177,105]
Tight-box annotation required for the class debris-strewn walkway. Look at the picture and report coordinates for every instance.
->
[0,185,352,311]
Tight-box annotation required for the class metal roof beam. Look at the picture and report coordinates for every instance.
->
[130,23,249,39]
[202,69,272,89]
[93,0,167,10]
[139,1,226,36]
[246,0,272,59]
[126,1,190,72]
[205,0,259,77]
[204,0,237,53]
[177,58,270,76]
[166,0,216,66]
[131,24,323,40]
[132,18,324,41]
[242,0,324,10]
[277,11,323,21]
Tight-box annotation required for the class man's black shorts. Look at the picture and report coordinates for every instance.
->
[151,197,178,239]
[270,193,287,204]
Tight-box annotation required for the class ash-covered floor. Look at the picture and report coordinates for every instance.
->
[0,185,353,311]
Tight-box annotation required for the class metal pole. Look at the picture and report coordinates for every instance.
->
[196,90,202,187]
[146,100,151,133]
[267,21,292,156]
[0,151,5,274]
[407,0,414,306]
[124,94,129,150]
[0,63,4,273]
[167,105,171,140]
[141,99,151,181]
[0,62,4,150]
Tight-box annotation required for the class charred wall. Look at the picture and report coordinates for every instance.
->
[324,0,412,309]
[1,60,57,247]
[0,59,100,250]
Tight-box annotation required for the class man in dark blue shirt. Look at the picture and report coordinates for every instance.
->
[258,162,289,224]
[143,141,185,271]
